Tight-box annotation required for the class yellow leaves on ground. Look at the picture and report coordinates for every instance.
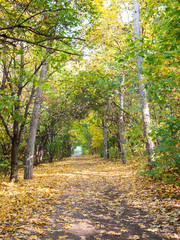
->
[0,160,73,239]
[0,155,179,239]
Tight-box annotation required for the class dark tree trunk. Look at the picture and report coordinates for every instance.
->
[10,121,19,182]
[10,44,24,182]
[35,145,45,165]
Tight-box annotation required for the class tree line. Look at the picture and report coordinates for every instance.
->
[0,0,179,184]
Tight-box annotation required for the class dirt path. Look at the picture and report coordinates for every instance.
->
[37,156,177,240]
[1,156,179,240]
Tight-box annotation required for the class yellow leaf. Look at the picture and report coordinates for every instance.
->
[58,236,68,239]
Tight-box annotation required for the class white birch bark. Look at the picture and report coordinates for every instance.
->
[104,100,109,159]
[24,59,48,179]
[133,0,154,168]
[119,74,126,164]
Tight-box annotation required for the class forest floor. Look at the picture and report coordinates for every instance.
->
[0,155,179,240]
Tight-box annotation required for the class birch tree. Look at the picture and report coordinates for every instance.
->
[104,99,109,159]
[133,0,154,169]
[119,74,126,164]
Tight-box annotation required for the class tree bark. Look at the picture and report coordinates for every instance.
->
[10,43,24,182]
[2,47,7,89]
[49,121,55,163]
[119,74,126,164]
[133,0,154,169]
[24,59,48,179]
[10,121,19,182]
[104,100,109,159]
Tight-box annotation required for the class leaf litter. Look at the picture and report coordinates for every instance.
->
[0,155,179,240]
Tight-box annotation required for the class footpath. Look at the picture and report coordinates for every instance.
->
[0,156,179,240]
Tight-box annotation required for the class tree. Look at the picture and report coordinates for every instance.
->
[104,99,109,159]
[24,58,48,179]
[139,0,180,180]
[0,44,37,182]
[133,0,154,169]
[119,74,126,164]
[0,0,91,54]
[0,0,99,181]
[1,0,178,184]
[22,0,100,179]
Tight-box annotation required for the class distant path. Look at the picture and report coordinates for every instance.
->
[40,156,176,240]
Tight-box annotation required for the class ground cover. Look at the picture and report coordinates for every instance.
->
[0,156,179,240]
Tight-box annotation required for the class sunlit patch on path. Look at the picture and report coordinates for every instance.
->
[67,219,98,236]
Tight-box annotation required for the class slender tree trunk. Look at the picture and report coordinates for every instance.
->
[119,74,126,164]
[49,121,54,163]
[35,145,45,165]
[89,134,94,155]
[24,59,48,179]
[10,121,19,182]
[10,43,24,182]
[104,100,109,159]
[34,133,48,165]
[2,47,7,89]
[133,0,154,169]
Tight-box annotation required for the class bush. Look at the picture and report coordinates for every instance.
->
[0,158,10,176]
[150,115,180,183]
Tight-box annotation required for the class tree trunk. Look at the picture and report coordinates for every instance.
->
[89,134,94,155]
[119,74,126,164]
[10,121,19,182]
[49,121,54,163]
[133,0,154,169]
[2,47,7,89]
[104,100,109,159]
[24,59,48,179]
[10,43,24,182]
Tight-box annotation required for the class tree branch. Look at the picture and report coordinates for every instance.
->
[0,34,82,55]
[46,70,56,80]
[0,8,67,31]
[0,114,13,140]
[16,0,34,24]
[112,101,139,123]
[20,59,47,90]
